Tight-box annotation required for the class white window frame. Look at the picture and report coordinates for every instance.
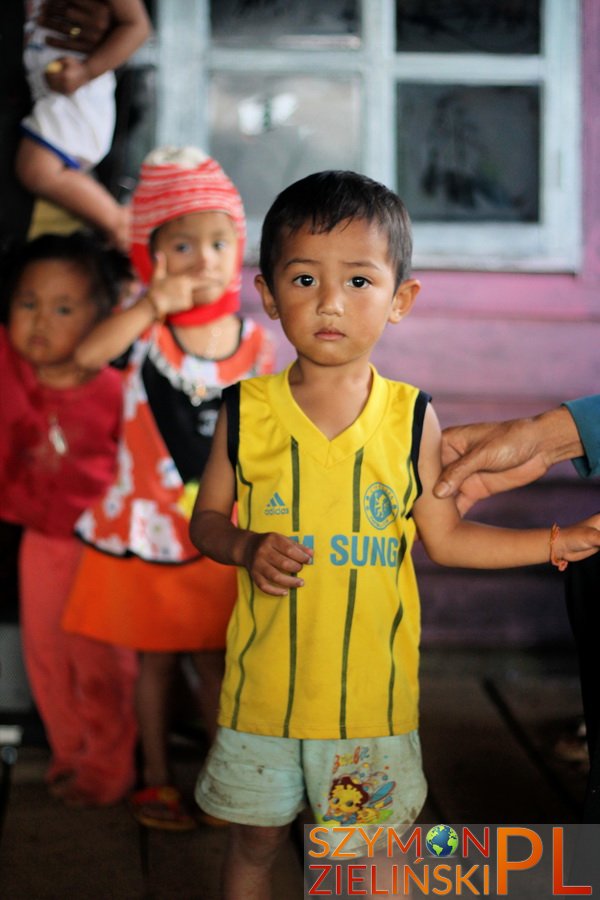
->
[156,0,581,272]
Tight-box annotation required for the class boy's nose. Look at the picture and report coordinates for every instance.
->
[316,286,344,316]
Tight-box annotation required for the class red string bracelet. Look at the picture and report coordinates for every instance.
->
[549,522,568,571]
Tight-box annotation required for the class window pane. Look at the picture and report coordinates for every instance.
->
[211,0,361,50]
[209,73,361,227]
[396,0,540,54]
[397,83,540,223]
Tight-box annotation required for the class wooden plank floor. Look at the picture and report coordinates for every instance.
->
[419,648,587,825]
[0,649,588,898]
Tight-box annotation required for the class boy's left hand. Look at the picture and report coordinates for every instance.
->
[45,56,91,93]
[553,514,600,566]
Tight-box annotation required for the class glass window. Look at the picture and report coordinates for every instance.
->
[209,73,361,253]
[395,0,540,54]
[397,84,540,223]
[210,0,361,49]
[157,0,581,271]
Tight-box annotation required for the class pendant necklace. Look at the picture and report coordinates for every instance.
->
[147,330,223,408]
[48,413,68,455]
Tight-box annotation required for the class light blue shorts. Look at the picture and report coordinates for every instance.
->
[195,727,427,830]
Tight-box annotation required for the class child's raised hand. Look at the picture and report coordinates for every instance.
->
[45,56,90,94]
[242,532,313,596]
[552,514,600,567]
[145,251,205,319]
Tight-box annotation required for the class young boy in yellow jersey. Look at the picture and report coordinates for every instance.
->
[189,170,600,899]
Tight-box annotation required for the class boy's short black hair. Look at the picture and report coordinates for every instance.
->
[0,231,132,323]
[259,170,414,292]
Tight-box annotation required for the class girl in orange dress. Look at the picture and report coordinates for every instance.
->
[63,147,273,829]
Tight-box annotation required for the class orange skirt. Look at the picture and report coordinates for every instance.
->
[62,546,237,652]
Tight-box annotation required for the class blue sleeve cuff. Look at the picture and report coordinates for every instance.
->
[563,396,600,478]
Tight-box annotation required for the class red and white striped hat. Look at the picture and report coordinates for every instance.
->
[130,146,246,285]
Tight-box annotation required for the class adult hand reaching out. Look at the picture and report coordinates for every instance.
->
[434,407,584,515]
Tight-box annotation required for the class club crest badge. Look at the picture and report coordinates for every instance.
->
[364,483,399,530]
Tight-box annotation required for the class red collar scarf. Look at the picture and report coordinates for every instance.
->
[129,149,246,326]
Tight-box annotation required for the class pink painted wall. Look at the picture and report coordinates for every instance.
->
[241,0,600,420]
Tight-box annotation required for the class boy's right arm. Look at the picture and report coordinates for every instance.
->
[414,403,600,569]
[190,408,313,597]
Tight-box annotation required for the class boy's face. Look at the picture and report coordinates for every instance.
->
[153,212,238,306]
[256,217,419,370]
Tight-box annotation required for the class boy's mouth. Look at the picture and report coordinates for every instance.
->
[315,328,344,340]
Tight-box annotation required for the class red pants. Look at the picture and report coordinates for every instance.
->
[19,531,138,804]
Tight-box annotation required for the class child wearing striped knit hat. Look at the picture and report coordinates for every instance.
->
[62,146,274,830]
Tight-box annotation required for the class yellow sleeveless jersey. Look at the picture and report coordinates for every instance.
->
[219,365,430,740]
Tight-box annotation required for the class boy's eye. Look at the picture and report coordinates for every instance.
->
[173,241,192,253]
[56,305,73,316]
[349,276,370,288]
[214,239,228,251]
[293,274,315,287]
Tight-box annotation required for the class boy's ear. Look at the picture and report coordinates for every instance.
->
[389,278,420,324]
[255,273,279,320]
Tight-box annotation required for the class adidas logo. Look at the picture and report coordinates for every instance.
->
[264,492,289,516]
